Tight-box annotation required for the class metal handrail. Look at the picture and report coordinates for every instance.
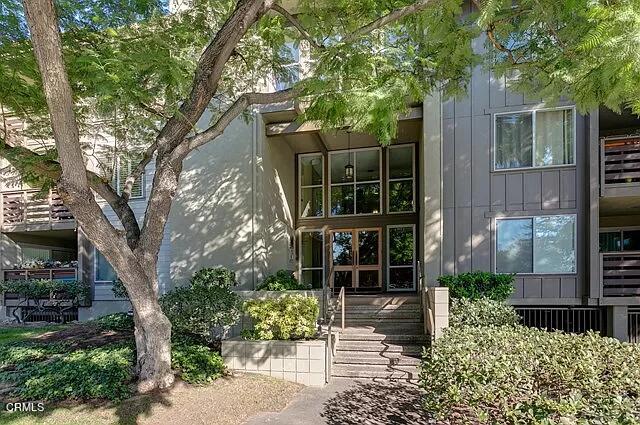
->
[417,261,435,338]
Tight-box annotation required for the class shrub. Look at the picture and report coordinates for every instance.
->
[438,271,514,301]
[244,295,319,340]
[256,269,310,291]
[421,325,640,423]
[449,298,520,328]
[111,278,128,299]
[94,312,134,332]
[0,342,134,402]
[172,342,225,384]
[160,267,241,343]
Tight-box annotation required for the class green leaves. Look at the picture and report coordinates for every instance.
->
[438,271,515,301]
[257,269,310,291]
[243,295,319,341]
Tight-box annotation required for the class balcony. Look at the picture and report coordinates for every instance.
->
[600,136,640,197]
[3,266,78,282]
[601,252,640,297]
[1,189,75,232]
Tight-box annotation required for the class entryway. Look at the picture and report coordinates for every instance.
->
[330,228,382,291]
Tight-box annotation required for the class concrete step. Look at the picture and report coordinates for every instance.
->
[341,303,422,312]
[340,324,424,335]
[339,333,428,343]
[343,296,420,306]
[334,351,421,366]
[336,317,423,325]
[332,363,420,380]
[336,341,426,354]
[338,311,422,320]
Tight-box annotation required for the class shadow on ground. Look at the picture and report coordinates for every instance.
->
[321,380,433,425]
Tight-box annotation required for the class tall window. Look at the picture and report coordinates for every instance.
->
[275,42,300,91]
[299,230,324,288]
[114,157,144,198]
[387,225,416,290]
[299,154,323,218]
[600,229,640,252]
[496,215,576,274]
[330,148,381,216]
[494,108,575,170]
[95,249,117,284]
[387,145,415,213]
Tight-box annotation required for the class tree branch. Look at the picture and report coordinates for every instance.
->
[187,87,300,150]
[271,4,323,49]
[121,141,157,202]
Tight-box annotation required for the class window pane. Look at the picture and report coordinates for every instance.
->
[534,215,576,273]
[332,232,352,265]
[495,113,533,169]
[301,270,323,289]
[496,219,533,273]
[389,180,413,213]
[355,183,380,214]
[389,146,413,179]
[95,250,117,282]
[300,187,323,217]
[333,271,352,288]
[358,230,379,265]
[389,268,414,290]
[355,150,379,182]
[600,232,621,252]
[358,270,379,288]
[331,185,354,215]
[21,246,51,262]
[535,109,574,166]
[623,230,640,251]
[301,231,323,268]
[389,226,414,266]
[331,152,354,183]
[300,155,323,186]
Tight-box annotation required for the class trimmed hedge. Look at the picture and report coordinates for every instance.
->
[257,270,310,291]
[244,295,319,340]
[421,325,640,424]
[449,297,520,328]
[438,271,514,301]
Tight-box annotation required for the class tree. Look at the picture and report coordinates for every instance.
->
[1,0,473,391]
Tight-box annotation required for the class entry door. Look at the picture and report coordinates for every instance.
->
[330,228,382,290]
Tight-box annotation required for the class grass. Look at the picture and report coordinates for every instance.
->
[0,325,65,344]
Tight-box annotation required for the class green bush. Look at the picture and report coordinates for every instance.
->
[449,298,520,328]
[256,269,310,291]
[0,342,133,402]
[160,267,241,343]
[172,342,225,384]
[244,295,319,340]
[421,325,640,424]
[438,271,514,301]
[94,312,134,332]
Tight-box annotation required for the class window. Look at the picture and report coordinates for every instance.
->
[299,154,323,218]
[600,229,640,252]
[387,145,415,213]
[496,215,576,274]
[299,230,324,289]
[275,42,300,91]
[494,108,575,170]
[387,225,416,290]
[95,249,117,283]
[330,148,381,216]
[114,157,144,198]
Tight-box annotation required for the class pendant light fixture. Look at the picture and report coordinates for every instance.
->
[345,129,354,180]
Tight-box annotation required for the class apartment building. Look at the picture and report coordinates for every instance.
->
[1,9,639,342]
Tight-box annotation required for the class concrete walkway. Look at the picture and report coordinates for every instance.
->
[244,378,433,425]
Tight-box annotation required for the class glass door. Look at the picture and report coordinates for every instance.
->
[330,228,382,290]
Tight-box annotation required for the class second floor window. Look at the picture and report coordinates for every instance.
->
[114,157,144,199]
[494,107,575,170]
[330,148,381,216]
[299,154,323,218]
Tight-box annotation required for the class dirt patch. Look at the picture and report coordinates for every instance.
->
[1,373,304,425]
[31,323,132,349]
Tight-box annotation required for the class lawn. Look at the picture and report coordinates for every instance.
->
[0,322,302,425]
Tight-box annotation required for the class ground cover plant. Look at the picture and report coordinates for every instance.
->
[243,295,319,340]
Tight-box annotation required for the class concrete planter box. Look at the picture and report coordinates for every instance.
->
[222,337,327,387]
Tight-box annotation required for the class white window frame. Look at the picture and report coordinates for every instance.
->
[94,247,117,285]
[298,153,324,219]
[113,157,145,199]
[386,144,416,214]
[494,214,577,275]
[328,146,383,217]
[493,106,577,171]
[298,229,325,289]
[387,224,416,292]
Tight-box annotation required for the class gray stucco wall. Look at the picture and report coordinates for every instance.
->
[427,37,588,305]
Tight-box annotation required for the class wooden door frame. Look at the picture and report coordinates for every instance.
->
[329,227,382,289]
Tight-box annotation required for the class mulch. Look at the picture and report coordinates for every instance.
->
[31,322,133,349]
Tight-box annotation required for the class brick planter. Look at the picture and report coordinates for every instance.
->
[222,337,327,387]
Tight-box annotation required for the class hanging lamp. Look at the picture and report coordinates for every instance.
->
[345,129,354,180]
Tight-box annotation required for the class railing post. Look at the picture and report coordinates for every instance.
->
[340,287,345,331]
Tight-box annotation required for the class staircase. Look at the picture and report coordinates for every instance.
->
[331,295,427,380]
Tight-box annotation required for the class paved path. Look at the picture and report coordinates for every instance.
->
[244,378,432,425]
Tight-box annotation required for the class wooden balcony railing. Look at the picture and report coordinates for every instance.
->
[1,189,74,230]
[601,252,640,297]
[3,267,78,282]
[601,136,640,194]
